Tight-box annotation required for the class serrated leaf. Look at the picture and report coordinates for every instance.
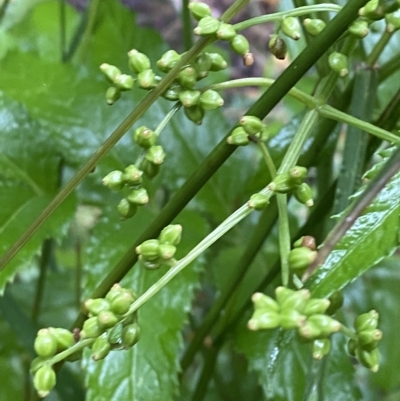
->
[82,207,208,401]
[0,95,76,293]
[307,168,400,298]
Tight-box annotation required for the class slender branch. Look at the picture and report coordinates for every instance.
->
[303,145,400,281]
[234,4,342,31]
[367,30,392,66]
[181,0,193,51]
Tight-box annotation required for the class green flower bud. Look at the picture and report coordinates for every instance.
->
[127,187,149,206]
[137,69,158,89]
[247,193,269,210]
[239,115,263,135]
[230,34,250,56]
[289,166,308,182]
[307,314,341,337]
[289,247,317,271]
[227,127,249,146]
[114,74,134,91]
[281,17,301,40]
[326,291,344,315]
[293,235,316,251]
[242,52,254,67]
[134,126,157,149]
[157,50,181,72]
[140,255,163,270]
[159,243,177,260]
[110,292,135,315]
[122,323,141,349]
[386,10,400,32]
[248,310,280,330]
[312,338,331,360]
[328,52,348,77]
[200,89,224,110]
[100,63,121,82]
[280,309,306,329]
[122,165,143,186]
[91,334,111,361]
[355,310,379,332]
[136,239,160,260]
[106,86,121,105]
[142,159,160,178]
[293,183,314,207]
[84,298,111,316]
[117,198,137,220]
[358,329,383,351]
[178,66,198,89]
[269,34,287,60]
[81,317,104,339]
[163,84,182,101]
[217,23,237,40]
[303,18,326,36]
[359,0,384,20]
[184,105,205,125]
[34,329,57,358]
[34,365,56,398]
[356,347,379,372]
[97,310,119,330]
[179,90,201,107]
[105,283,123,303]
[259,126,270,141]
[188,2,211,20]
[207,52,228,71]
[102,170,124,191]
[347,338,358,356]
[349,19,369,38]
[146,145,166,165]
[268,167,307,193]
[159,224,182,245]
[251,292,280,313]
[48,328,75,351]
[194,16,220,36]
[275,286,296,305]
[303,298,330,316]
[298,319,323,339]
[193,52,212,78]
[279,289,310,312]
[128,49,151,74]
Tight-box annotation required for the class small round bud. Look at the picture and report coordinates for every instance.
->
[127,187,149,206]
[91,335,111,361]
[140,256,163,270]
[200,89,224,110]
[117,198,137,220]
[230,34,250,56]
[142,159,160,178]
[217,23,237,41]
[207,52,228,71]
[102,170,124,191]
[281,17,301,40]
[239,116,263,135]
[355,310,379,333]
[193,52,212,78]
[159,225,182,245]
[326,291,344,315]
[293,183,314,207]
[227,127,249,146]
[312,338,331,360]
[251,292,280,312]
[100,63,121,82]
[386,10,400,32]
[105,283,123,302]
[34,329,57,358]
[97,310,119,330]
[34,365,56,398]
[128,49,151,74]
[347,338,358,356]
[179,90,201,107]
[134,126,157,149]
[136,239,160,261]
[81,317,104,339]
[84,298,111,316]
[184,105,205,125]
[248,193,269,210]
[303,298,330,316]
[188,2,212,21]
[359,0,384,20]
[49,328,75,351]
[356,347,380,372]
[122,165,143,186]
[358,329,383,352]
[146,145,166,165]
[194,16,220,36]
[293,235,316,251]
[328,52,348,77]
[349,19,369,38]
[114,74,134,91]
[303,18,326,36]
[288,247,317,272]
[248,310,280,330]
[137,69,158,89]
[307,314,341,337]
[122,323,141,349]
[178,66,198,89]
[110,292,135,315]
[279,289,311,313]
[269,34,287,60]
[163,84,182,101]
[280,309,306,329]
[159,243,177,260]
[105,86,121,105]
[157,50,181,72]
[242,52,254,67]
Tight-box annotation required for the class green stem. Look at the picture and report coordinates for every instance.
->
[181,0,193,51]
[209,78,317,108]
[180,199,278,371]
[233,4,342,31]
[258,142,277,177]
[340,324,357,340]
[155,103,181,135]
[379,53,400,82]
[277,194,291,286]
[0,0,10,23]
[70,0,369,329]
[318,104,400,143]
[366,29,392,66]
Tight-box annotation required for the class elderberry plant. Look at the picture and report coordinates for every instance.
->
[0,0,400,400]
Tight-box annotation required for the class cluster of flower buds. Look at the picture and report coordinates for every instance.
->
[348,310,382,372]
[248,287,341,359]
[227,115,270,146]
[136,224,182,270]
[267,166,314,207]
[289,235,317,275]
[100,63,135,105]
[189,2,254,67]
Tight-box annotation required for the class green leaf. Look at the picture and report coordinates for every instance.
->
[82,206,208,401]
[307,166,400,298]
[0,94,76,293]
[235,326,312,401]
